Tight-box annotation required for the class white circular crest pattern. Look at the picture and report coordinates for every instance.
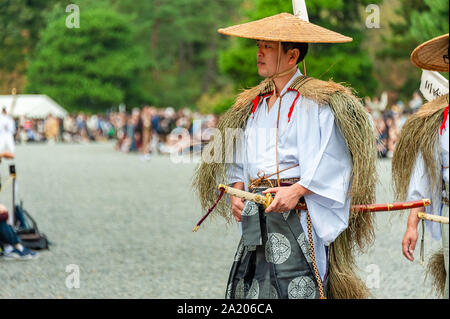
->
[288,276,316,299]
[235,279,259,299]
[265,232,291,264]
[297,233,312,263]
[270,285,279,299]
[241,201,259,216]
[234,241,245,261]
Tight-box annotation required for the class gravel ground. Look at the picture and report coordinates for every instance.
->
[0,142,442,298]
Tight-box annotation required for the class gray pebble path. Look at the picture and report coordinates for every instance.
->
[0,143,441,298]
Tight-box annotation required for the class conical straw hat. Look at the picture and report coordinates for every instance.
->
[218,13,352,43]
[410,34,449,72]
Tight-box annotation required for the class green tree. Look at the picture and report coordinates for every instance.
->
[381,0,448,59]
[25,6,147,113]
[219,0,383,102]
[111,0,241,109]
[0,0,58,92]
[377,0,449,101]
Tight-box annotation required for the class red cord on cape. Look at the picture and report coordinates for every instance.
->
[252,92,274,119]
[251,90,301,121]
[286,88,300,122]
[440,105,449,136]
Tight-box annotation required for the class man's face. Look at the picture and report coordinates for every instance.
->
[256,40,293,78]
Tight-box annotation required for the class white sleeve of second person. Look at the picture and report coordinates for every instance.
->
[407,152,442,241]
[296,98,352,246]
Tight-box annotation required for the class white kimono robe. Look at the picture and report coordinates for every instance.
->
[407,110,449,240]
[227,69,352,280]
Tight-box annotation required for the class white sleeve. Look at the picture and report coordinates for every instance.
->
[406,152,432,202]
[226,162,245,185]
[407,151,442,241]
[225,133,245,185]
[296,100,352,245]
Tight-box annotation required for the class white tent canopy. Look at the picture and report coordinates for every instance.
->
[0,94,68,119]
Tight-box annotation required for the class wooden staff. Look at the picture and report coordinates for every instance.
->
[418,212,449,224]
[193,185,439,232]
[352,199,431,213]
[218,184,431,213]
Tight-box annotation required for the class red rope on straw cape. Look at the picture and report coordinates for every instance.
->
[252,92,274,119]
[192,186,226,232]
[440,105,449,135]
[286,88,300,122]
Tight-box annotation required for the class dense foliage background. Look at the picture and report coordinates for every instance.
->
[0,0,448,113]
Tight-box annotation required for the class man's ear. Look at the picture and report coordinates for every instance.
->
[289,48,300,65]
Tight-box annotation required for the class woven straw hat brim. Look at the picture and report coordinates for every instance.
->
[218,13,352,43]
[411,34,449,72]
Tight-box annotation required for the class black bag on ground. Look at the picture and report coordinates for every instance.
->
[14,202,50,250]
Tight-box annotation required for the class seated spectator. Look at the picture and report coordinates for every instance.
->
[0,204,37,260]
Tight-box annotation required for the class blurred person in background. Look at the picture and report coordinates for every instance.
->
[374,115,388,158]
[44,114,60,143]
[63,115,77,142]
[392,101,408,131]
[138,106,152,160]
[75,113,91,143]
[87,114,99,141]
[364,91,388,118]
[408,91,423,113]
[115,112,127,151]
[158,108,176,148]
[0,107,16,156]
[385,115,398,158]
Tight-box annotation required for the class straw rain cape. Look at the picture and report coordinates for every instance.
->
[392,93,449,297]
[392,94,449,202]
[192,75,378,299]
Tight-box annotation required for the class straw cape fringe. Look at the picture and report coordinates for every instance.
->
[425,249,446,297]
[392,94,449,202]
[192,75,378,299]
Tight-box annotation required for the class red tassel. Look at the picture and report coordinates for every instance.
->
[192,186,226,232]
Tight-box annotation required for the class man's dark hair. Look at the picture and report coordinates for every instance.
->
[281,42,308,64]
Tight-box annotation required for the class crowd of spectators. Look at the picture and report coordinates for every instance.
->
[14,113,115,144]
[110,106,218,159]
[11,91,424,159]
[12,106,219,159]
[365,91,423,158]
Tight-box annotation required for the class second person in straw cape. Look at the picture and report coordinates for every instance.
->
[393,34,449,298]
[192,12,377,299]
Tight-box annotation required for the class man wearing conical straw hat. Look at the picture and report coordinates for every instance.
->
[193,1,377,299]
[393,33,449,298]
